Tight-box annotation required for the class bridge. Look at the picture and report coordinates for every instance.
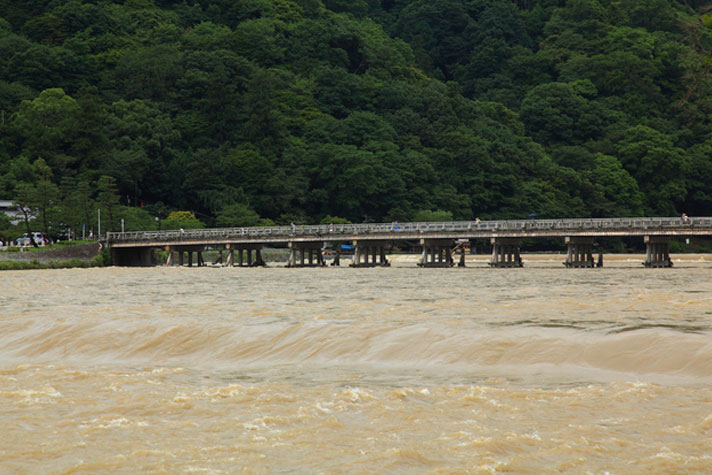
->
[106,216,712,268]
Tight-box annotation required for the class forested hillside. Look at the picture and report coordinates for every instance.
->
[0,0,711,237]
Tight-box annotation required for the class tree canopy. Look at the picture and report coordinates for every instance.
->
[1,0,711,238]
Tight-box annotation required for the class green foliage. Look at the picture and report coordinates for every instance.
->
[215,203,274,227]
[614,125,688,214]
[0,213,11,231]
[115,205,159,231]
[320,215,351,224]
[96,175,120,233]
[412,209,454,222]
[162,210,205,230]
[12,88,83,175]
[520,82,599,145]
[587,154,645,217]
[0,0,710,230]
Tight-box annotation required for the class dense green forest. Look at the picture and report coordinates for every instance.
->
[0,0,711,238]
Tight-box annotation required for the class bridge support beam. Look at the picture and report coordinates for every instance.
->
[350,240,390,267]
[287,241,325,267]
[489,238,523,268]
[644,236,673,268]
[418,239,454,267]
[564,237,597,268]
[225,243,265,267]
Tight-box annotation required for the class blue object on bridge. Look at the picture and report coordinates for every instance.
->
[340,244,355,251]
[529,213,536,218]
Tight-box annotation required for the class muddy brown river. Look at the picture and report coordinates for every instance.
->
[1,254,711,473]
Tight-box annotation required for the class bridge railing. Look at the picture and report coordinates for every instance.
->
[106,217,712,243]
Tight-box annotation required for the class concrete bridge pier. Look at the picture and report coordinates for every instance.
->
[287,242,325,267]
[449,240,469,267]
[165,245,206,267]
[350,240,390,267]
[418,239,454,267]
[332,247,341,266]
[644,236,673,268]
[489,238,523,268]
[564,237,596,268]
[225,244,265,267]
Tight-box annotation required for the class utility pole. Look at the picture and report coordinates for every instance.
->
[98,209,101,239]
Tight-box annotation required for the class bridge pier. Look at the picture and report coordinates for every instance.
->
[453,240,469,267]
[564,237,596,268]
[225,244,265,267]
[644,236,673,268]
[166,245,206,267]
[489,238,523,268]
[418,239,454,267]
[287,242,325,267]
[350,240,390,267]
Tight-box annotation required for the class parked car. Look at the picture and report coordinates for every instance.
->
[16,232,48,247]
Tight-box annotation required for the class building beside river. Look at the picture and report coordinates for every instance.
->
[0,200,23,225]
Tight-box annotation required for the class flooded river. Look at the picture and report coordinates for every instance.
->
[1,254,712,473]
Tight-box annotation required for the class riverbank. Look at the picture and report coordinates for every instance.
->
[0,242,105,270]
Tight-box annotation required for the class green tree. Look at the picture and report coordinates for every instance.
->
[393,0,474,79]
[96,175,120,234]
[215,203,274,227]
[59,176,93,239]
[319,215,351,224]
[13,182,39,245]
[519,82,601,145]
[11,158,60,242]
[162,210,205,230]
[615,125,688,215]
[116,45,183,101]
[412,209,454,222]
[114,205,160,232]
[232,18,286,67]
[104,99,181,204]
[586,154,644,217]
[33,179,60,238]
[684,140,712,216]
[12,88,82,176]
